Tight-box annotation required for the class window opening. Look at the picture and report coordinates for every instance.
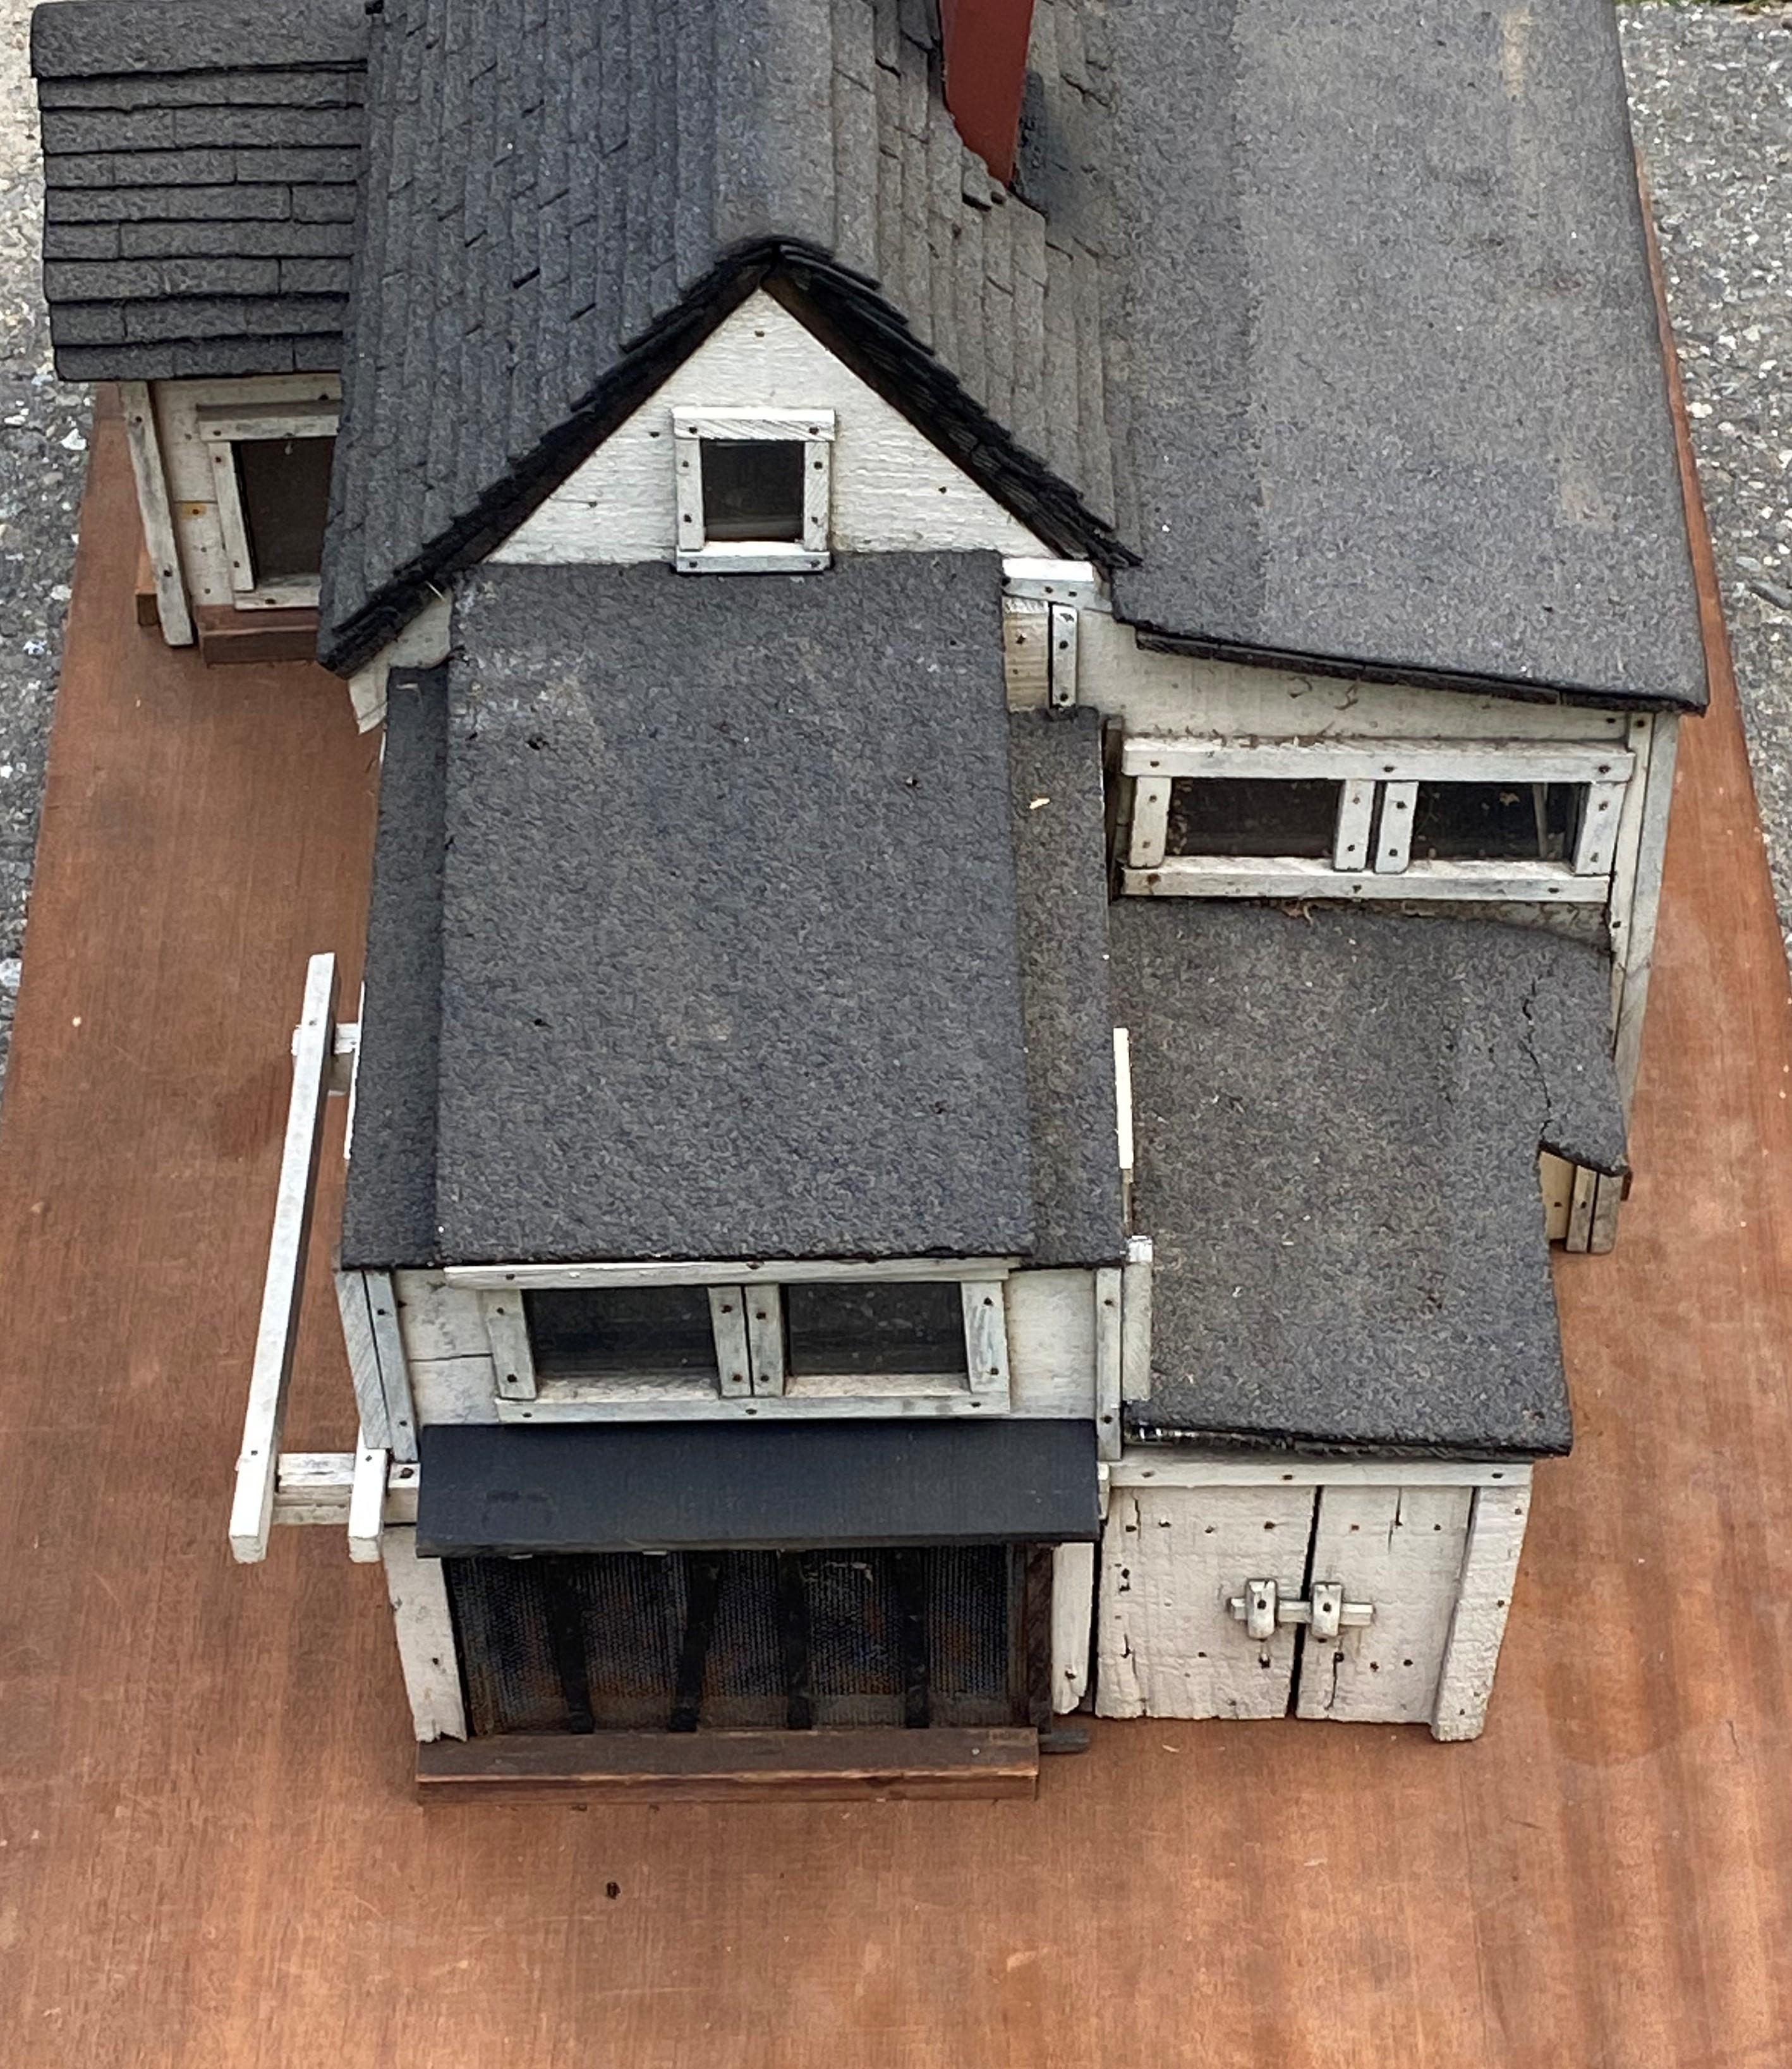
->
[1166,777,1342,859]
[1409,782,1583,864]
[526,1285,721,1384]
[233,435,334,585]
[699,440,804,542]
[784,1282,969,1379]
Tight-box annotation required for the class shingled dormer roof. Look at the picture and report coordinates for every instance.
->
[316,0,1125,673]
[31,0,368,380]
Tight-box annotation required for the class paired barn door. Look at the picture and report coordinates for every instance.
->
[1096,1481,1478,1728]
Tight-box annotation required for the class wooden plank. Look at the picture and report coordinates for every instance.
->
[801,435,832,554]
[496,1387,1024,1424]
[228,952,337,1563]
[118,380,193,645]
[1093,1265,1122,1461]
[744,1283,787,1397]
[1293,1484,1474,1725]
[193,603,321,667]
[1120,1236,1153,1400]
[960,1278,1012,1400]
[671,407,837,442]
[1112,1026,1134,1186]
[416,1728,1039,1804]
[1050,1541,1095,1713]
[1333,777,1376,870]
[1121,857,1609,903]
[332,1267,392,1450]
[1573,780,1628,876]
[1128,775,1171,868]
[709,1284,753,1397]
[1613,715,1681,1106]
[444,1256,1019,1289]
[361,1268,417,1462]
[1048,602,1079,709]
[346,1441,388,1565]
[394,1270,490,1360]
[1565,1164,1599,1254]
[1002,595,1051,709]
[479,1289,536,1400]
[1111,1452,1527,1490]
[1121,736,1635,784]
[1096,1484,1317,1719]
[1374,779,1417,871]
[1431,1474,1533,1743]
[1539,1150,1576,1244]
[380,1526,467,1742]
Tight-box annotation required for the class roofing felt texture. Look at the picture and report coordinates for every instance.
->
[1007,708,1125,1268]
[315,0,1119,674]
[344,554,1045,1268]
[30,0,368,380]
[1109,903,1628,1456]
[1099,0,1707,710]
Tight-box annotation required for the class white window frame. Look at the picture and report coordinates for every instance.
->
[1118,737,1633,905]
[465,1257,1013,1423]
[672,407,834,574]
[197,401,339,610]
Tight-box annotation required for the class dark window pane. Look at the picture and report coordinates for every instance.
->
[699,439,804,541]
[526,1285,720,1380]
[784,1282,968,1378]
[1409,782,1582,863]
[234,435,333,583]
[1166,777,1341,859]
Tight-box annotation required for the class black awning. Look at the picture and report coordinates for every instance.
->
[415,1419,1101,1556]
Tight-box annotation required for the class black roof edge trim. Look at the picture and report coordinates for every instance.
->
[320,238,1132,677]
[1118,1421,1571,1462]
[1124,620,1709,717]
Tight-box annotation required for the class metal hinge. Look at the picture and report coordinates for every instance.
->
[1228,1579,1374,1643]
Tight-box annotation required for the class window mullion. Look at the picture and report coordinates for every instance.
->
[745,1285,787,1397]
[1375,780,1417,873]
[1333,779,1376,871]
[708,1286,753,1397]
[960,1281,1011,1404]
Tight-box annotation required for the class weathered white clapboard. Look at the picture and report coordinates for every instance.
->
[1095,1455,1533,1740]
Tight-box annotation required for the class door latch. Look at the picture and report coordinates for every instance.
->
[1228,1579,1374,1642]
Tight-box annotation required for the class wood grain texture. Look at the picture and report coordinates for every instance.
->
[3,410,1792,2066]
[416,1729,1040,1804]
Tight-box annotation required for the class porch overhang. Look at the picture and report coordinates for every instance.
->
[415,1420,1101,1556]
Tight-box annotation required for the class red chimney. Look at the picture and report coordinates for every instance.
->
[940,0,1036,187]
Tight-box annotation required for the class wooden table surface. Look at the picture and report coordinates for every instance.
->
[2,409,1789,2069]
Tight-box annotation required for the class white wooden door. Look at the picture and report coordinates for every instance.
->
[1292,1484,1473,1723]
[1094,1484,1317,1719]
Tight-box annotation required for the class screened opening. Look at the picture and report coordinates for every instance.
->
[525,1285,721,1383]
[699,439,805,541]
[784,1282,968,1379]
[1409,782,1583,863]
[445,1545,1027,1735]
[1166,777,1342,859]
[233,435,334,583]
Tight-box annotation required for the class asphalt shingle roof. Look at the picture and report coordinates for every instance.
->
[31,0,368,380]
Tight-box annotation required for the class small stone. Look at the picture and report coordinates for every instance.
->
[1748,579,1792,613]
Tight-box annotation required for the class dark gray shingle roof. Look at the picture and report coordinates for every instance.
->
[1110,903,1628,1457]
[1099,0,1707,711]
[317,0,1122,674]
[31,0,368,379]
[344,555,1054,1270]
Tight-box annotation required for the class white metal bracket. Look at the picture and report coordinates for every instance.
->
[1228,1577,1374,1643]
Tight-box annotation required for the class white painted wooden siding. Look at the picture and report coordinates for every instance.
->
[1095,1484,1317,1720]
[489,291,1047,564]
[1292,1484,1472,1724]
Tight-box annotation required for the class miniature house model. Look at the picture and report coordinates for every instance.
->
[35,0,1707,1796]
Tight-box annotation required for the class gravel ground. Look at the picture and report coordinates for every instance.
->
[1623,2,1792,957]
[0,0,85,1094]
[0,7,1784,1103]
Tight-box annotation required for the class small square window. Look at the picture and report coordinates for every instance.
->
[525,1285,721,1383]
[784,1282,969,1380]
[699,439,804,542]
[1166,777,1342,859]
[673,407,834,573]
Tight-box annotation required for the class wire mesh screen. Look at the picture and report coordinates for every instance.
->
[445,1545,1025,1737]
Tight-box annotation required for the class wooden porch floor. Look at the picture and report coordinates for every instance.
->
[2,406,1789,2069]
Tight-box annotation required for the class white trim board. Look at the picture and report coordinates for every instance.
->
[1109,1453,1535,1490]
[442,1256,1021,1290]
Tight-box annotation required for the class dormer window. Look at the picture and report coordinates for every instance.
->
[674,407,833,574]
